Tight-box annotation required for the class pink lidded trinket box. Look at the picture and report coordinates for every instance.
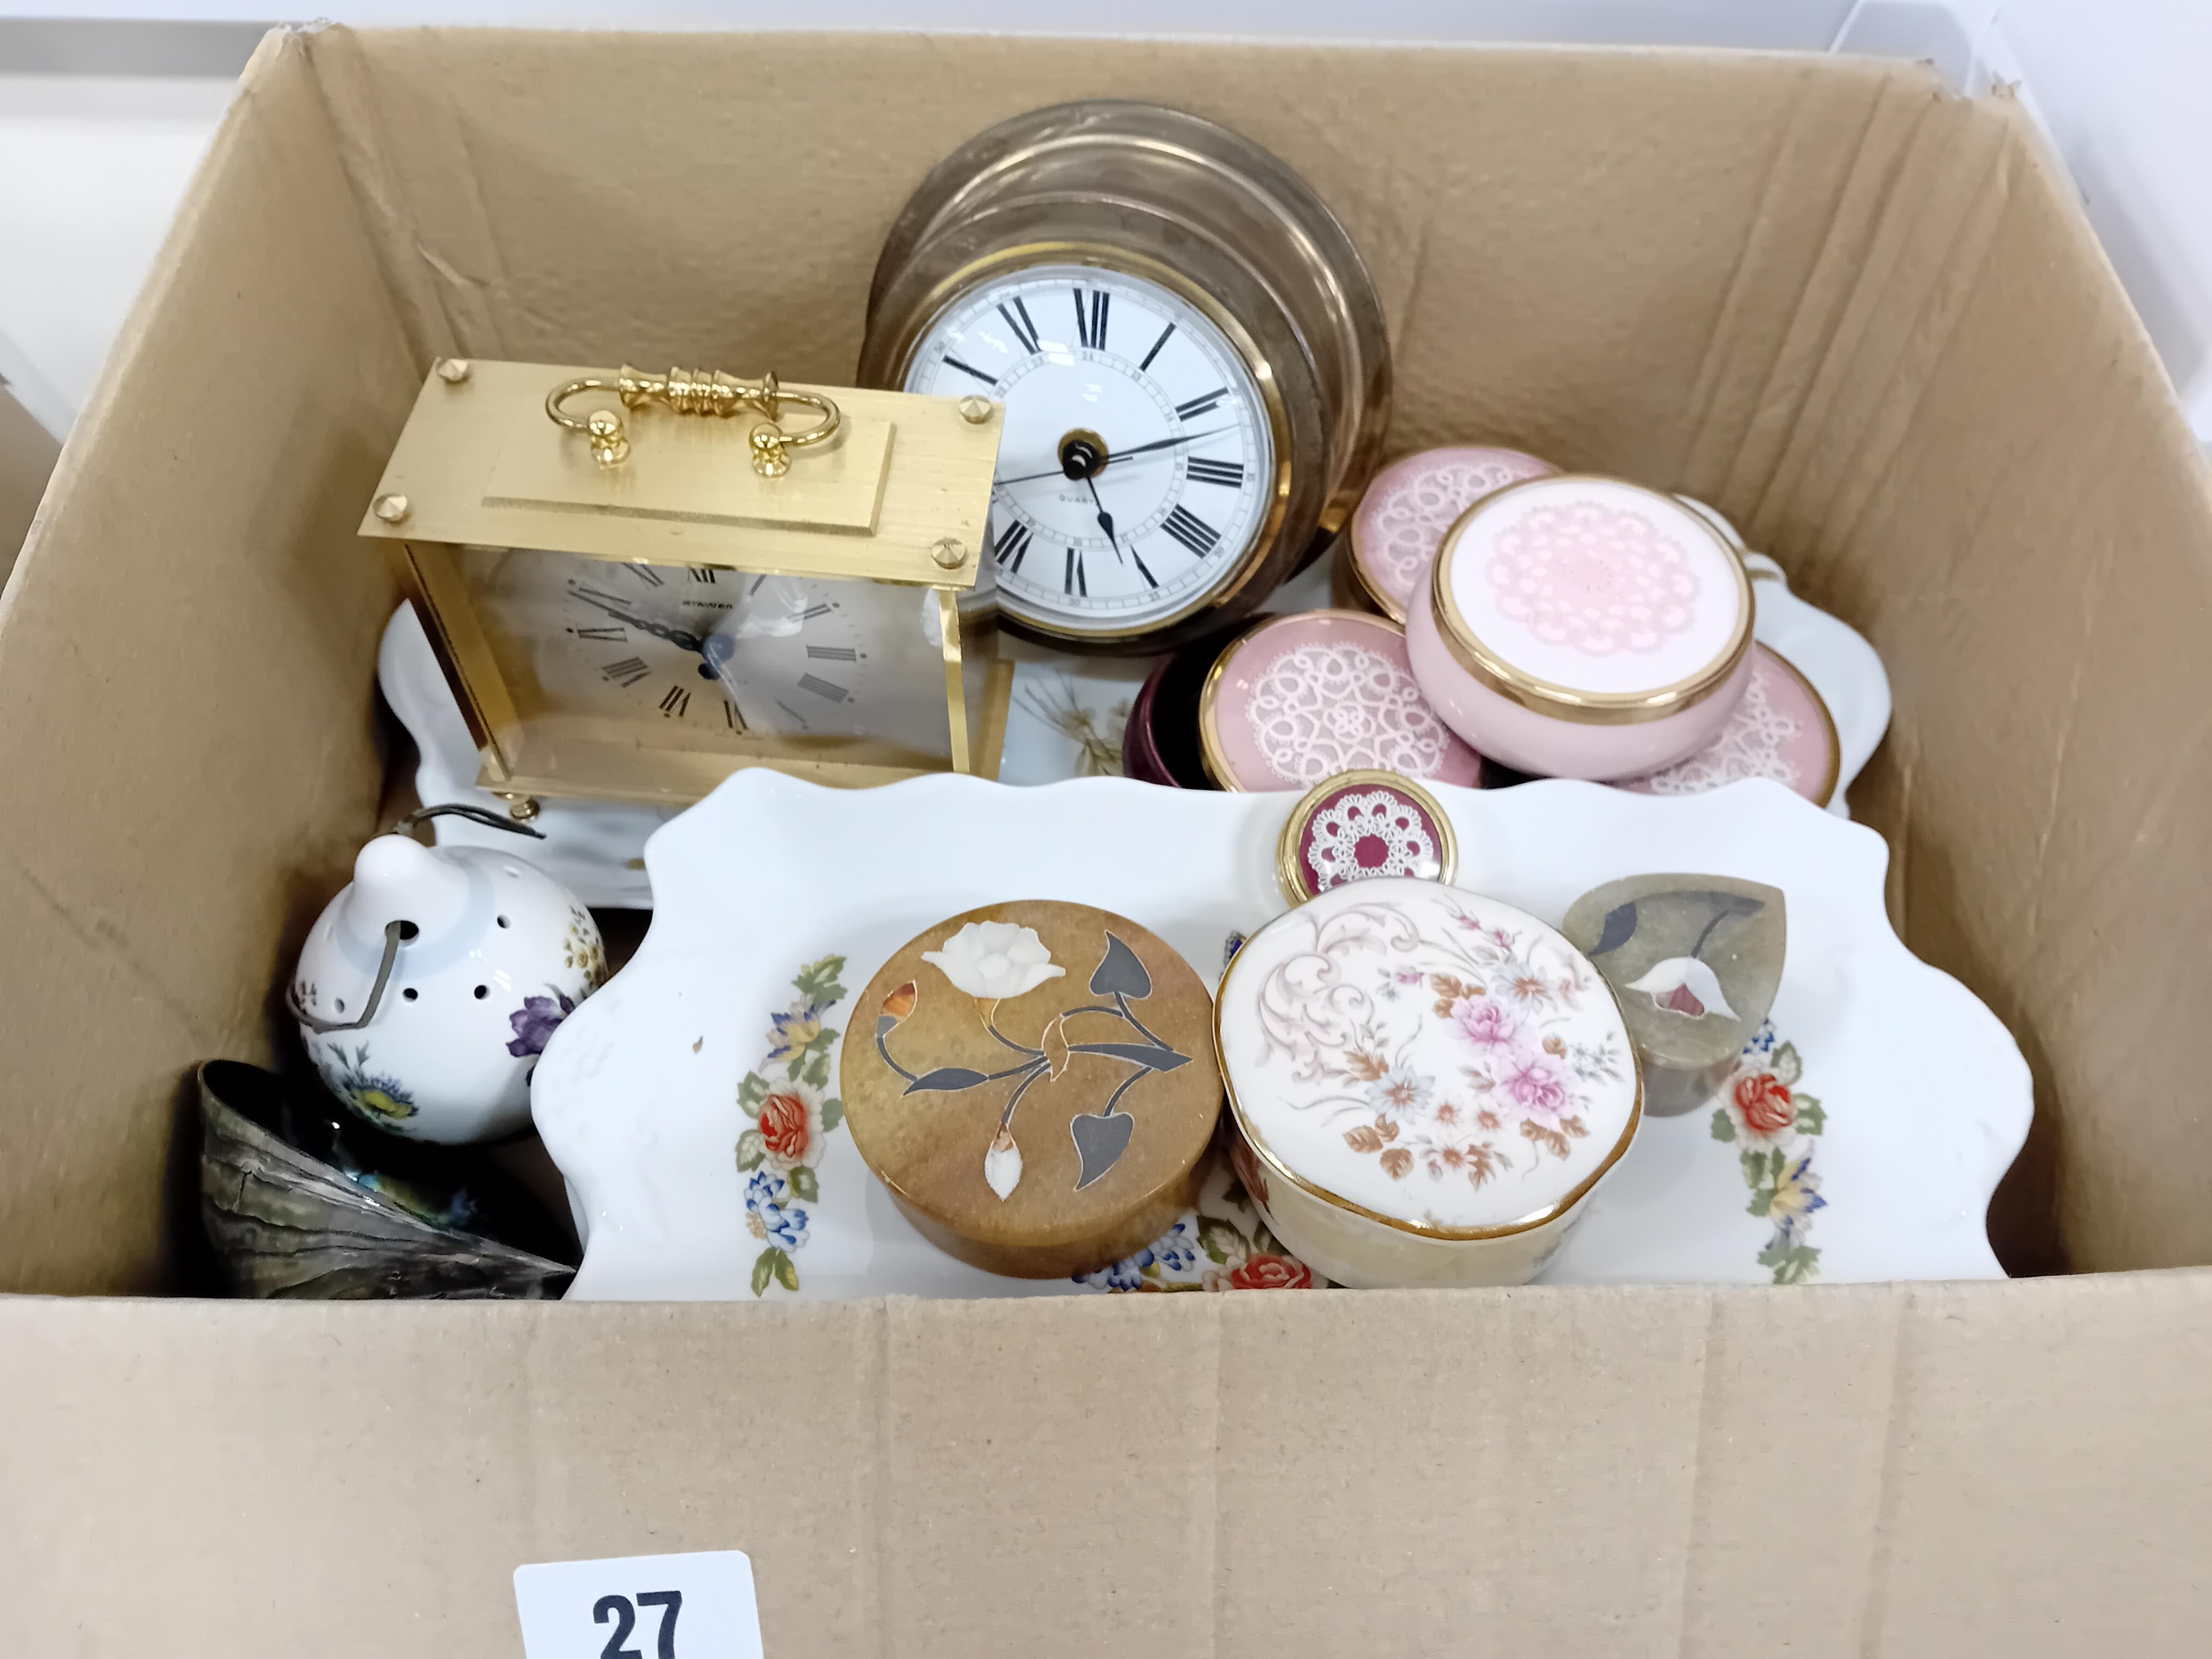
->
[1406,475,1755,780]
[1216,874,1643,1288]
[1197,609,1483,791]
[1618,643,1840,806]
[1342,445,1559,620]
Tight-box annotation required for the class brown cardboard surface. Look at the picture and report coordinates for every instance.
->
[0,30,417,1293]
[4,23,2212,1651]
[4,1277,2209,1655]
[0,383,59,591]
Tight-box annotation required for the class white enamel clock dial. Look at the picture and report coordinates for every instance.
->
[902,262,1275,639]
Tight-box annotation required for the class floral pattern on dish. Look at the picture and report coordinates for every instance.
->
[735,955,850,1296]
[1075,1152,1327,1292]
[1712,1021,1828,1283]
[877,925,1192,1201]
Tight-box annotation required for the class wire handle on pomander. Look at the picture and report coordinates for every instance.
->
[545,364,842,477]
[285,806,546,1034]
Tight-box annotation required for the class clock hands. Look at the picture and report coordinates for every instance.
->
[570,584,706,655]
[1082,474,1123,563]
[996,426,1237,488]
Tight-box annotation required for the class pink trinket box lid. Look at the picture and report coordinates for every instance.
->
[1347,445,1559,621]
[1198,609,1483,791]
[1428,474,1754,723]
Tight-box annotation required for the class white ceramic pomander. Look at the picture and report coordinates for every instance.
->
[291,830,607,1144]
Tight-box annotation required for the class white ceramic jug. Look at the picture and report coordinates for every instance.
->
[290,812,605,1143]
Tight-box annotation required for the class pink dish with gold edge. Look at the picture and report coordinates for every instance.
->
[1346,446,1559,620]
[1406,475,1755,780]
[1618,644,1840,806]
[1198,609,1483,791]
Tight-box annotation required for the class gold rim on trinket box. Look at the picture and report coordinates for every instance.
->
[1427,475,1756,727]
[1272,767,1461,905]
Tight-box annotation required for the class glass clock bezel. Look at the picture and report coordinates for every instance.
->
[884,242,1298,645]
[863,210,1333,655]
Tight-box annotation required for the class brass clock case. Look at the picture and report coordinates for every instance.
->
[858,100,1392,655]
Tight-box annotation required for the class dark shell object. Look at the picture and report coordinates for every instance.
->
[198,1060,577,1299]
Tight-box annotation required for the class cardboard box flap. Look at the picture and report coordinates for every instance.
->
[4,1276,2208,1655]
[0,28,417,1294]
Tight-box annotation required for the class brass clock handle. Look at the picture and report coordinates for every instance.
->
[545,365,841,478]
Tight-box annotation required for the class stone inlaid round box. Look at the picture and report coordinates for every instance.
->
[1619,643,1840,806]
[1216,875,1643,1287]
[1198,609,1483,790]
[1345,446,1559,620]
[841,901,1222,1278]
[1276,769,1458,903]
[1405,475,1756,781]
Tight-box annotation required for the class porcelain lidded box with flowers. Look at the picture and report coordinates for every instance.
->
[840,900,1221,1279]
[291,831,606,1144]
[1217,874,1642,1287]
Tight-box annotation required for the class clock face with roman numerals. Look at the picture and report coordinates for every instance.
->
[458,548,959,762]
[902,262,1277,640]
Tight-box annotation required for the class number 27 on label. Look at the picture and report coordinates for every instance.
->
[515,1551,763,1659]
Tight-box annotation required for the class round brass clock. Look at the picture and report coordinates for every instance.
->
[858,100,1392,654]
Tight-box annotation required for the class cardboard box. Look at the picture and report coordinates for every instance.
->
[3,25,2210,1655]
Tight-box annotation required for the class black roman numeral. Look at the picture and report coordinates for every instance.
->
[806,644,859,661]
[993,518,1032,573]
[658,685,691,718]
[1072,287,1109,350]
[690,567,718,583]
[723,700,743,731]
[800,603,834,621]
[942,354,997,387]
[1186,456,1244,488]
[1161,505,1221,558]
[624,564,666,587]
[1065,548,1086,597]
[747,575,768,596]
[574,625,626,641]
[998,297,1040,356]
[796,673,850,704]
[603,656,650,688]
[1175,388,1227,421]
[1131,549,1159,589]
[1139,323,1175,371]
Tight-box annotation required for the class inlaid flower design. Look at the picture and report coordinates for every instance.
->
[880,928,1191,1202]
[921,921,1066,1003]
[1625,956,1738,1019]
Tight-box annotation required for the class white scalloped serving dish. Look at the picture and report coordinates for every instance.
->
[531,772,2027,1300]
